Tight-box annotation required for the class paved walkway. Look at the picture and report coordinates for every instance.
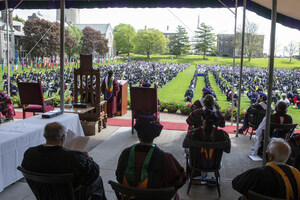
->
[0,111,262,200]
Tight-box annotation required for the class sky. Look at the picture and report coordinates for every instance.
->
[14,7,300,56]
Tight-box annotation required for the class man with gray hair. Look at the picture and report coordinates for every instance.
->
[22,122,106,200]
[232,138,300,199]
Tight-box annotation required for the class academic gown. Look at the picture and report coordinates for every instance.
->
[116,144,187,189]
[101,77,119,115]
[232,164,299,199]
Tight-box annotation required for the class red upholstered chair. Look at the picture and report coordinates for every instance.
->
[130,84,159,134]
[17,79,55,119]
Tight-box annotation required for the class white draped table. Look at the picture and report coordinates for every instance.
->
[0,113,84,192]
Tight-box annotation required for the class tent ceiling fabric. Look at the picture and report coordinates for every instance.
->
[1,0,300,30]
[251,0,300,21]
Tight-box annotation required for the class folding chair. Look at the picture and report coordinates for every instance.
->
[17,166,87,200]
[246,108,266,140]
[187,140,227,197]
[108,180,176,200]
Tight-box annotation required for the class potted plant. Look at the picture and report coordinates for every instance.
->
[166,102,179,113]
[179,103,192,115]
[159,101,168,112]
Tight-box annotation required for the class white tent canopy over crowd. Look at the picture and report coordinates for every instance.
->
[1,0,299,165]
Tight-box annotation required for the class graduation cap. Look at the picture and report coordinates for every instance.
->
[259,92,267,101]
[134,115,163,140]
[202,88,213,95]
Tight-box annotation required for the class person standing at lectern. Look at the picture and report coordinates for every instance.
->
[101,70,119,117]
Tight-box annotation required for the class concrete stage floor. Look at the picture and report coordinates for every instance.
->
[0,111,262,200]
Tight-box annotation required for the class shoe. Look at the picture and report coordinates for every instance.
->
[238,129,244,134]
[206,177,217,186]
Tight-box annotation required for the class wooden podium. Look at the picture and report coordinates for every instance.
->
[115,80,128,116]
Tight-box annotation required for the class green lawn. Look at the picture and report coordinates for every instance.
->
[130,54,300,69]
[157,64,196,103]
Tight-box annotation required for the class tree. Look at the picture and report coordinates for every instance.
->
[134,28,168,58]
[194,23,215,59]
[81,26,109,56]
[113,23,136,56]
[65,29,77,60]
[244,22,263,61]
[13,15,25,24]
[66,26,82,57]
[284,41,297,62]
[22,18,60,57]
[238,21,263,61]
[169,25,190,58]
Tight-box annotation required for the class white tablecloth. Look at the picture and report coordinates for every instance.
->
[0,113,84,192]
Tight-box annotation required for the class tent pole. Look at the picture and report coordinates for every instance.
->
[5,0,10,96]
[263,0,277,166]
[231,0,238,126]
[60,0,65,112]
[236,0,247,137]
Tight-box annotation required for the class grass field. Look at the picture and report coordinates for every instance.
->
[130,54,300,69]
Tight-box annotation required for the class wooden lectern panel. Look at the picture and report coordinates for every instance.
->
[115,80,128,116]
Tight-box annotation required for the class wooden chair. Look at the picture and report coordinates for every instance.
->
[246,108,266,140]
[246,190,285,200]
[130,84,159,134]
[74,55,107,131]
[270,122,298,140]
[108,180,176,200]
[17,79,55,119]
[17,166,85,200]
[187,140,228,197]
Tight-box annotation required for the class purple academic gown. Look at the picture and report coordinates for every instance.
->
[101,77,119,115]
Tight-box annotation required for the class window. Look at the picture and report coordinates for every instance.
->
[15,38,18,46]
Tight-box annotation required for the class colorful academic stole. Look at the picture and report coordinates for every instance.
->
[123,144,155,189]
[266,162,300,200]
[105,76,114,100]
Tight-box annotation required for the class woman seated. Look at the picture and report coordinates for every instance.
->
[182,95,230,182]
[254,101,293,155]
[0,90,15,121]
[185,94,225,142]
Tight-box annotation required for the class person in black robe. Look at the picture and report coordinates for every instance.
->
[101,70,119,117]
[116,115,186,197]
[238,92,268,134]
[232,138,300,199]
[21,122,106,200]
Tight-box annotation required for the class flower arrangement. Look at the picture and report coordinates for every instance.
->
[179,103,192,115]
[165,102,179,113]
[159,100,168,112]
[221,107,246,122]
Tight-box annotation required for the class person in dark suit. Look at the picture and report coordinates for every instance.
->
[21,122,106,200]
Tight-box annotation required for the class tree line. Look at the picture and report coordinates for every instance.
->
[21,18,109,59]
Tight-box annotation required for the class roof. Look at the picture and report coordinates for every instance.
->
[73,24,110,35]
[1,0,300,31]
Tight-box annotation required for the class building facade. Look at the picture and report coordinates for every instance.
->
[217,33,264,58]
[0,11,25,65]
[56,8,80,25]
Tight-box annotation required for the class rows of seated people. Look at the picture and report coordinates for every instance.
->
[1,61,189,99]
[184,66,202,102]
[207,64,300,109]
